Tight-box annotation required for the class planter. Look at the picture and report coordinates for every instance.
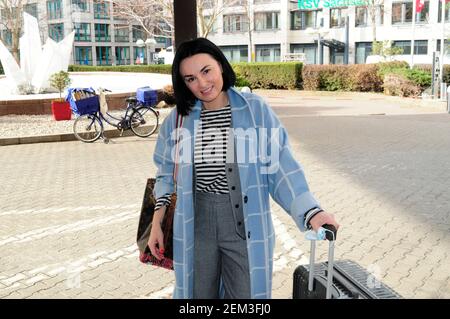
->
[51,100,72,121]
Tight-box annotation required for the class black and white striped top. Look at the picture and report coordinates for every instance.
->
[154,105,232,212]
[194,105,231,193]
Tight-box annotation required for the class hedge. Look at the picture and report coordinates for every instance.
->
[413,64,450,85]
[68,64,172,74]
[232,62,302,89]
[302,64,384,92]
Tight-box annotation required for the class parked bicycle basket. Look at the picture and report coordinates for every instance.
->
[136,86,158,107]
[66,88,100,116]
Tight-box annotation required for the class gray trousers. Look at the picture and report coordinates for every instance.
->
[193,191,251,299]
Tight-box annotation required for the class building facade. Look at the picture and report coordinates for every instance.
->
[0,0,172,66]
[206,0,450,65]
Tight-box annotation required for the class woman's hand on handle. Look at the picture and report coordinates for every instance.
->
[309,211,340,233]
[147,206,167,260]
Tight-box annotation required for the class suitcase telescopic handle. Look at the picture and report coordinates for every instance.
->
[307,224,338,299]
[323,224,337,241]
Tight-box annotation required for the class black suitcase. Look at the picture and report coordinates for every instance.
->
[292,225,402,299]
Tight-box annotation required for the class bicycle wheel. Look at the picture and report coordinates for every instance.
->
[130,106,159,137]
[73,114,103,143]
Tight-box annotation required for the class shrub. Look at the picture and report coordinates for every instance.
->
[377,61,409,78]
[383,74,421,97]
[232,62,302,89]
[302,64,383,92]
[235,73,251,88]
[353,64,384,92]
[0,61,3,75]
[49,71,72,100]
[301,65,322,90]
[414,64,450,85]
[405,68,431,89]
[158,84,176,106]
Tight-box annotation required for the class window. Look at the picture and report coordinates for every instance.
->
[438,1,450,23]
[132,26,146,42]
[47,0,63,20]
[94,0,110,19]
[115,25,129,42]
[48,23,64,42]
[74,46,92,65]
[331,50,345,64]
[255,44,280,62]
[156,36,172,48]
[291,44,316,64]
[255,12,279,31]
[392,1,413,24]
[204,16,218,34]
[74,23,91,41]
[95,24,110,42]
[355,5,383,27]
[24,3,38,18]
[115,47,130,65]
[254,0,279,3]
[437,40,450,55]
[96,46,112,65]
[220,45,248,63]
[355,42,372,64]
[393,40,410,54]
[203,0,215,9]
[223,15,249,33]
[71,0,89,12]
[414,40,427,55]
[291,10,322,30]
[355,7,367,27]
[392,40,426,55]
[134,47,146,64]
[330,8,347,28]
[417,1,429,23]
[0,30,12,46]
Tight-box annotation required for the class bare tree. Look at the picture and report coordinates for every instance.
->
[111,0,174,45]
[364,0,385,43]
[0,0,27,63]
[197,0,241,38]
[240,0,254,62]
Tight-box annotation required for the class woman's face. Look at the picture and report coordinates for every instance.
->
[179,53,225,106]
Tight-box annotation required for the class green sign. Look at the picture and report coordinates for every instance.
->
[298,0,370,9]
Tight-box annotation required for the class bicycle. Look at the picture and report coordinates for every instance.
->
[72,88,160,143]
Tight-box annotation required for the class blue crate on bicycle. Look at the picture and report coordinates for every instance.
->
[66,88,100,116]
[136,86,158,107]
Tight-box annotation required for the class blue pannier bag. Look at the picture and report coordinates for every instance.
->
[136,86,158,107]
[66,87,100,116]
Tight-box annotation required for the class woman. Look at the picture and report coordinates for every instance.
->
[148,38,339,299]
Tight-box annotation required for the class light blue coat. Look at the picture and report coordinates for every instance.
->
[153,87,321,298]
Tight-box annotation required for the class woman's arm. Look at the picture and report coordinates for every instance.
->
[260,98,324,232]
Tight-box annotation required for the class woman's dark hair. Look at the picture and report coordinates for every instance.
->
[172,37,236,116]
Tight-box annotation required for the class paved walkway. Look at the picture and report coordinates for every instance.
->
[0,90,449,299]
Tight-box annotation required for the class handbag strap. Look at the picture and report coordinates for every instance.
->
[173,112,183,187]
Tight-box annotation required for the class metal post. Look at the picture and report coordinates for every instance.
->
[318,34,322,64]
[326,241,335,299]
[308,240,315,291]
[344,16,349,64]
[432,52,437,98]
[447,85,450,113]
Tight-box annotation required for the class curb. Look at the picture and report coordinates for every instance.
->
[0,126,160,147]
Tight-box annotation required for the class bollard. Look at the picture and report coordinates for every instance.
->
[447,85,450,114]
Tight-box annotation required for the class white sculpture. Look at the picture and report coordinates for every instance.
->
[0,12,75,94]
